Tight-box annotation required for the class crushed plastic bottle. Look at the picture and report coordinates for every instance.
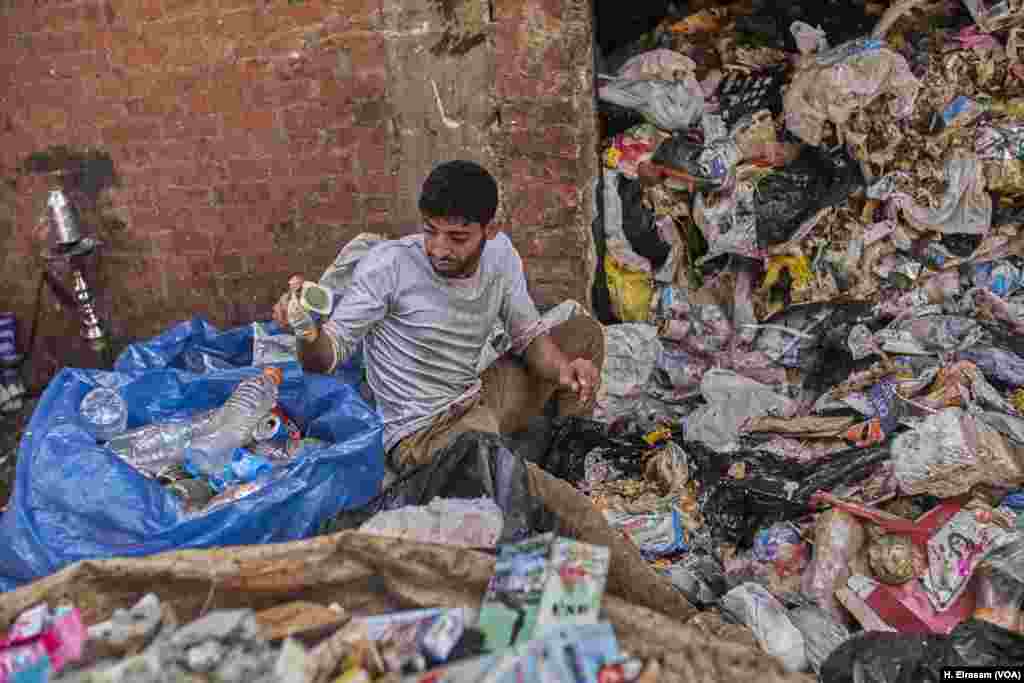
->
[107,412,218,476]
[79,386,128,442]
[185,367,283,479]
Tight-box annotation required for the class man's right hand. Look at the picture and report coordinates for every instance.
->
[273,275,317,339]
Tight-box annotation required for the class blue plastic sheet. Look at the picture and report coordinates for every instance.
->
[0,318,383,591]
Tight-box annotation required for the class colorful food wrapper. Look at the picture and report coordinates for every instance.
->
[604,509,688,559]
[535,540,611,633]
[401,622,622,683]
[478,534,555,651]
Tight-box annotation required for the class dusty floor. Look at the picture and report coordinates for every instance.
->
[0,399,35,509]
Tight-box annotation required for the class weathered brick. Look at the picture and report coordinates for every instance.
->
[281,103,350,137]
[109,0,164,25]
[81,1,114,26]
[272,0,329,27]
[362,194,394,226]
[39,4,85,33]
[101,118,162,145]
[2,0,596,349]
[149,16,210,69]
[227,157,292,183]
[161,0,205,19]
[225,108,278,133]
[112,41,169,70]
[124,94,181,117]
[217,181,272,205]
[26,106,69,131]
[159,184,216,209]
[352,171,396,195]
[151,226,214,255]
[163,113,222,139]
[247,76,316,110]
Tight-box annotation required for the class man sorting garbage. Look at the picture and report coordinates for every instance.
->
[274,160,605,471]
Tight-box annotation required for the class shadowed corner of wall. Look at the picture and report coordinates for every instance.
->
[17,145,132,380]
[19,145,127,248]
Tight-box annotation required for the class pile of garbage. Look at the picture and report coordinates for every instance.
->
[0,536,667,683]
[578,0,1024,675]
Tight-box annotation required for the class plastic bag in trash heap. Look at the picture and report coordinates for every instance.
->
[787,604,851,674]
[975,534,1024,634]
[720,583,808,673]
[784,37,920,147]
[598,77,706,132]
[616,48,701,85]
[593,324,660,424]
[683,369,797,453]
[963,0,1024,34]
[790,21,828,56]
[867,152,992,235]
[892,407,1024,498]
[357,497,504,549]
[755,144,864,246]
[820,619,1024,683]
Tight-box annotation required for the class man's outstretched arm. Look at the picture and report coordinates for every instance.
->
[273,255,394,375]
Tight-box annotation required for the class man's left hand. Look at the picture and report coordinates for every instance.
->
[558,358,600,406]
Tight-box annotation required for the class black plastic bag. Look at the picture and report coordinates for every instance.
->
[666,551,729,608]
[618,176,671,270]
[505,416,652,486]
[756,145,863,246]
[650,132,726,191]
[942,233,983,258]
[819,632,958,683]
[820,620,1024,683]
[599,100,648,140]
[321,431,556,544]
[947,619,1024,667]
[993,203,1024,227]
[683,439,891,547]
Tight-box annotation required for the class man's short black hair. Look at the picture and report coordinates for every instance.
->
[418,160,499,227]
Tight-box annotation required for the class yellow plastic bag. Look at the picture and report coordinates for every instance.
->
[606,254,654,323]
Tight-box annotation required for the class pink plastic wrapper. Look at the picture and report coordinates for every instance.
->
[0,605,85,682]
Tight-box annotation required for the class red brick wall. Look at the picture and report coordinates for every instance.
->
[0,0,595,380]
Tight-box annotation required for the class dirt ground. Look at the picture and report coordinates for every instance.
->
[0,398,36,509]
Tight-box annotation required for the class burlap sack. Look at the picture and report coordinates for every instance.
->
[0,472,816,682]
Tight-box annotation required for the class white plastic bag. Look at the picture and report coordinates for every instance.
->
[721,583,808,673]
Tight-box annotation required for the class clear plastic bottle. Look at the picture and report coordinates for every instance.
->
[185,367,284,478]
[79,386,128,442]
[107,410,218,475]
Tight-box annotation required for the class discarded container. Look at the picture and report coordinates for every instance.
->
[78,386,129,442]
[721,583,807,673]
[185,367,283,480]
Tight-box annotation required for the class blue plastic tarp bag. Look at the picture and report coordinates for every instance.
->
[0,318,383,591]
[114,316,365,388]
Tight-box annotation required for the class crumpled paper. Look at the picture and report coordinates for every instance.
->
[891,407,1024,498]
[785,38,920,147]
[867,152,992,235]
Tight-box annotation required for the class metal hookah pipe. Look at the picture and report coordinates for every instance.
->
[43,188,108,353]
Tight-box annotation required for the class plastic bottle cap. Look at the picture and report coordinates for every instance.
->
[263,367,284,385]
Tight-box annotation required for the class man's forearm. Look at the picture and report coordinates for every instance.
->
[297,330,337,375]
[524,333,569,382]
